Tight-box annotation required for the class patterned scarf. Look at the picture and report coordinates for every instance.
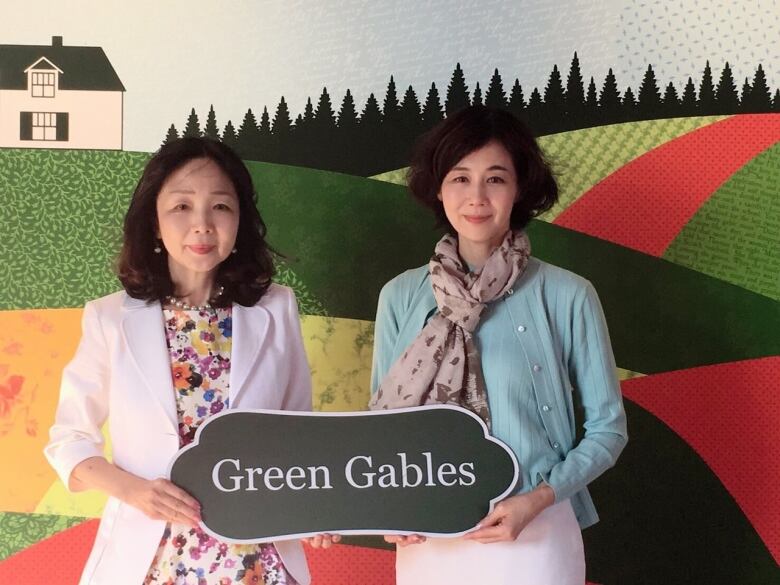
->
[369,230,531,427]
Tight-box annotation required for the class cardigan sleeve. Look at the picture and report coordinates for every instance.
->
[44,301,111,490]
[544,281,628,502]
[370,278,406,395]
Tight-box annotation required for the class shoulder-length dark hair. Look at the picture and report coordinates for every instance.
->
[117,137,275,307]
[408,105,558,231]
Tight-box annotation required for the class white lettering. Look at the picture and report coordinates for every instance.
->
[212,458,242,492]
[345,455,375,488]
[459,462,476,486]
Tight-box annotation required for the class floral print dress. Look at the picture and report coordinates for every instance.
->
[144,307,297,585]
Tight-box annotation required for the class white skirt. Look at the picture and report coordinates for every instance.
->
[396,499,585,585]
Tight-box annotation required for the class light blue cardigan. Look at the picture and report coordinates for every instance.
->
[370,257,628,529]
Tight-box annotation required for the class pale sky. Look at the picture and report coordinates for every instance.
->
[1,0,777,152]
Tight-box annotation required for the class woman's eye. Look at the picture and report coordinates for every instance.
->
[214,203,232,211]
[487,176,506,184]
[173,203,188,211]
[452,176,468,183]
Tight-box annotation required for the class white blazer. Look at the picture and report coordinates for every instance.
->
[45,284,312,585]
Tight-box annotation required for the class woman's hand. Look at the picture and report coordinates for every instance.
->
[464,485,554,544]
[120,475,202,528]
[70,457,201,528]
[384,534,427,547]
[302,534,342,548]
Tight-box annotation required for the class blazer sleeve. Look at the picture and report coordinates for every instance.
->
[545,281,628,502]
[44,301,111,490]
[280,289,313,411]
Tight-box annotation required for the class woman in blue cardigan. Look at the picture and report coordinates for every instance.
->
[369,106,628,584]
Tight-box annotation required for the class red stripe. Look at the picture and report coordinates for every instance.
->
[554,114,780,256]
[621,357,780,563]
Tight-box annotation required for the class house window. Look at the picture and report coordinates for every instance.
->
[31,72,55,97]
[20,112,69,141]
[33,113,57,140]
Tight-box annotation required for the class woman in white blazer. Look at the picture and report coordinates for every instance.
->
[45,138,312,585]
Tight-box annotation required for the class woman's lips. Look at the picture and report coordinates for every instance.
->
[187,245,216,254]
[463,215,490,223]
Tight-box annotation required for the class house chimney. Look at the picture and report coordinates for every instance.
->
[52,36,63,47]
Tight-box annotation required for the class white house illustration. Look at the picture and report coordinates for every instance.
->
[0,36,124,149]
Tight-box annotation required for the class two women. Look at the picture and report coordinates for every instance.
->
[370,106,627,584]
[45,138,311,585]
[48,105,626,585]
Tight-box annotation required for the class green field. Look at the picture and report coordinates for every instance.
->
[1,147,778,375]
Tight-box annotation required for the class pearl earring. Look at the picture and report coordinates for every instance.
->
[232,247,237,254]
[154,245,162,254]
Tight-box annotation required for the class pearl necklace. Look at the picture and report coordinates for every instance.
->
[165,285,224,312]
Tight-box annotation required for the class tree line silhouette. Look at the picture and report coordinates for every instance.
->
[163,54,780,176]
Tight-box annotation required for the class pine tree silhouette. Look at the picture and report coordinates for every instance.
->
[445,63,470,114]
[744,64,772,112]
[272,97,293,136]
[485,69,507,109]
[399,85,422,159]
[740,77,752,111]
[235,108,260,159]
[334,90,360,174]
[356,93,383,175]
[270,97,292,164]
[715,62,739,114]
[472,82,483,106]
[599,68,621,124]
[183,107,202,137]
[543,65,566,133]
[526,88,544,134]
[382,76,400,126]
[399,85,422,130]
[300,98,315,130]
[698,61,716,114]
[637,65,662,119]
[680,77,697,116]
[337,90,358,129]
[314,88,336,128]
[565,52,585,124]
[585,76,598,124]
[259,107,271,135]
[203,105,220,140]
[421,82,444,129]
[162,124,179,146]
[360,93,383,127]
[507,79,526,120]
[662,82,680,115]
[622,87,637,121]
[221,120,238,150]
[773,89,780,112]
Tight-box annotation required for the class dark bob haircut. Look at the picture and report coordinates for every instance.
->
[117,137,275,307]
[408,105,558,232]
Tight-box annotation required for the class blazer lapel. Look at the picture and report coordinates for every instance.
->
[229,303,269,406]
[120,297,178,432]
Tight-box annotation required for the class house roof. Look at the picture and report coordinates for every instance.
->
[0,39,125,91]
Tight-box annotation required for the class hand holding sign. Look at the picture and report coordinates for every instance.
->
[169,405,519,542]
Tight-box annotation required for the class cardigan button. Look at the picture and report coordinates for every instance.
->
[518,325,526,332]
[532,364,541,372]
[542,404,551,412]
[507,288,514,295]
[553,442,560,449]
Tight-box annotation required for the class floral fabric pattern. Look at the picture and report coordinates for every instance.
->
[144,307,296,585]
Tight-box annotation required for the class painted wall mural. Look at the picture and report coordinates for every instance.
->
[0,1,778,584]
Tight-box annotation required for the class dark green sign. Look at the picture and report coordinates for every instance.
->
[169,405,519,542]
